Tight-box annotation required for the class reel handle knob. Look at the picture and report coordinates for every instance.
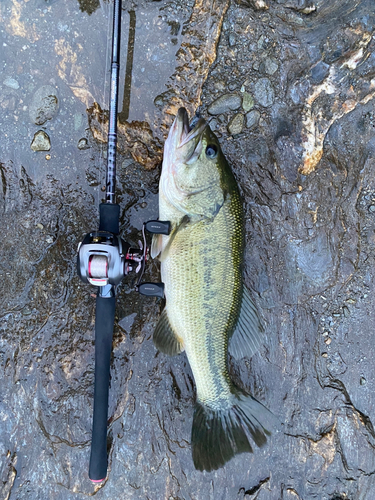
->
[144,220,171,235]
[138,282,164,298]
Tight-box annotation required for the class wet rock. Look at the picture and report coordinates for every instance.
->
[228,113,245,135]
[254,78,275,107]
[208,94,242,115]
[29,85,59,125]
[3,76,19,89]
[2,0,375,498]
[246,109,260,129]
[242,92,254,112]
[30,130,51,151]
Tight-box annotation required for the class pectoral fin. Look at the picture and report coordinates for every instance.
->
[151,233,164,259]
[228,286,264,360]
[153,309,184,356]
[159,215,190,262]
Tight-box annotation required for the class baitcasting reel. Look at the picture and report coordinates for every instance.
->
[77,219,170,297]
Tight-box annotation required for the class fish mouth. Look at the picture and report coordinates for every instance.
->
[170,108,207,163]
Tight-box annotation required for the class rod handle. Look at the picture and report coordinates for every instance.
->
[88,295,115,482]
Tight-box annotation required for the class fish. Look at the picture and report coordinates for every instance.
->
[151,107,275,472]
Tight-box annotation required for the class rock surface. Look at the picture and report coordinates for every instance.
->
[0,0,375,499]
[29,85,59,125]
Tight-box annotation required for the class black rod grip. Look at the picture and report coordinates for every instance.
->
[89,295,116,482]
[99,203,120,234]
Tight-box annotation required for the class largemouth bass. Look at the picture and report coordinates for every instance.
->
[151,108,274,472]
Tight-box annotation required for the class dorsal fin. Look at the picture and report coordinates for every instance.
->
[228,286,264,359]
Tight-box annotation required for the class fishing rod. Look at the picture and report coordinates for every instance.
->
[77,0,170,482]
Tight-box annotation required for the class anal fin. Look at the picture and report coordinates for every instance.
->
[153,309,184,356]
[228,285,264,360]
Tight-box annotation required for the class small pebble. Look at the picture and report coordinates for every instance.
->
[324,338,332,345]
[322,352,328,358]
[36,223,44,230]
[45,154,51,160]
[254,78,275,107]
[3,77,19,89]
[360,377,366,386]
[154,95,164,106]
[31,130,51,151]
[228,33,236,47]
[77,138,89,150]
[228,113,244,135]
[208,94,242,115]
[209,118,218,130]
[262,57,279,75]
[242,92,254,112]
[246,109,260,129]
[368,205,375,212]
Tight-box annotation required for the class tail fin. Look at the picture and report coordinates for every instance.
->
[191,390,275,472]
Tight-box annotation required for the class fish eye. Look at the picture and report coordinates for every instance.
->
[205,145,218,159]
